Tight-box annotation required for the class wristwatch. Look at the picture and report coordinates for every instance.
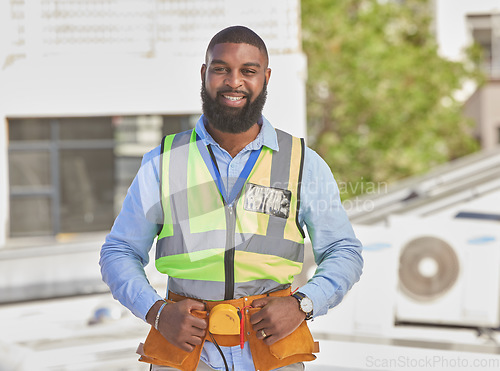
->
[292,292,313,320]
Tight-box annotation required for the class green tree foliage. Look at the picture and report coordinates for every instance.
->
[302,0,483,199]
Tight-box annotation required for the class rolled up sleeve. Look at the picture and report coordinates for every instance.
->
[297,147,364,317]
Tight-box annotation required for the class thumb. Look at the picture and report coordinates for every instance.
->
[251,297,271,308]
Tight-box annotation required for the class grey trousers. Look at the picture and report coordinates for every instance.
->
[151,361,305,370]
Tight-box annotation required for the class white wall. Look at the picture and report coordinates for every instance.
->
[435,0,500,61]
[0,0,307,244]
[0,51,307,244]
[0,52,307,137]
[264,53,308,139]
[0,0,10,247]
[0,114,7,247]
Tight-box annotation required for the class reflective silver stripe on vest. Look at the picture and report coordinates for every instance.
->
[157,229,227,257]
[157,233,303,261]
[156,130,191,260]
[169,130,191,234]
[266,129,293,239]
[168,278,290,301]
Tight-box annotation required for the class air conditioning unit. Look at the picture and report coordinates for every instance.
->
[351,224,398,335]
[308,224,398,337]
[390,215,500,328]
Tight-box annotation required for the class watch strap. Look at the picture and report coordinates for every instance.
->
[292,292,306,301]
[292,292,313,320]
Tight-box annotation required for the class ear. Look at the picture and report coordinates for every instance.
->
[265,68,271,85]
[201,64,207,82]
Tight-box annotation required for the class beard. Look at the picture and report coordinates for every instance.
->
[201,80,267,134]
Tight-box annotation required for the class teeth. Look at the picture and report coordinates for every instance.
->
[223,95,243,101]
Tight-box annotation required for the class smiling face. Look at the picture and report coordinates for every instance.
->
[200,42,271,133]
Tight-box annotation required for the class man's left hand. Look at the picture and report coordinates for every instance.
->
[249,296,306,345]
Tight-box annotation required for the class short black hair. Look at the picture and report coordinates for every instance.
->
[205,25,269,64]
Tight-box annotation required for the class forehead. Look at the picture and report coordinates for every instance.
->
[207,43,267,67]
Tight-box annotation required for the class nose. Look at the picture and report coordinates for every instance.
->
[224,71,242,89]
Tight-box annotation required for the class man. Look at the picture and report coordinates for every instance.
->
[100,26,363,371]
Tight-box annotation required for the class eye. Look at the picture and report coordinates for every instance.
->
[212,67,227,73]
[242,69,256,75]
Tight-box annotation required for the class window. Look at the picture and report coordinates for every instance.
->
[467,13,500,78]
[112,114,196,213]
[8,115,197,237]
[8,118,115,236]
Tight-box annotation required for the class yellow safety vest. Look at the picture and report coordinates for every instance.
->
[155,128,305,300]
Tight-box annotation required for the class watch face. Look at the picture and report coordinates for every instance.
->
[300,297,313,313]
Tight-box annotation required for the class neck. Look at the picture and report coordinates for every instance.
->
[205,122,261,158]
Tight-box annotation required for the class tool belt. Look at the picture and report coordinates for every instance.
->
[137,287,319,371]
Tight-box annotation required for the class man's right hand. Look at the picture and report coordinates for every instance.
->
[146,299,207,352]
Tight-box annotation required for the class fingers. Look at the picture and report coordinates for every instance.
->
[254,327,278,345]
[263,335,277,345]
[251,297,270,308]
[190,315,208,330]
[176,324,206,352]
[256,327,268,340]
[251,314,273,343]
[174,331,202,352]
[190,325,206,338]
[183,314,207,346]
[179,341,195,352]
[180,299,208,329]
[187,333,204,347]
[179,336,204,352]
[250,297,303,345]
[158,299,208,352]
[176,323,206,352]
[187,299,207,312]
[249,297,271,325]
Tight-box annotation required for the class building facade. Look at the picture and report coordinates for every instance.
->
[0,0,307,245]
[433,0,500,150]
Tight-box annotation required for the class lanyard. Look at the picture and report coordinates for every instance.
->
[207,145,261,206]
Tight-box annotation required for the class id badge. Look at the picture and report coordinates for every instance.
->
[243,183,291,219]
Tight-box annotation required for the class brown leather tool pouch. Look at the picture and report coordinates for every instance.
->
[136,289,320,371]
[245,308,319,371]
[137,310,207,371]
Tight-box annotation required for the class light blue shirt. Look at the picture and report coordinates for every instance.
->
[100,115,363,370]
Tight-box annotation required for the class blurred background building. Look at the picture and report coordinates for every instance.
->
[433,0,500,149]
[1,0,500,370]
[0,1,308,369]
[0,0,307,304]
[325,3,500,370]
[0,0,306,243]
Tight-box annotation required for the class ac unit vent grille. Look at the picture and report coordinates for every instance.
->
[399,236,460,301]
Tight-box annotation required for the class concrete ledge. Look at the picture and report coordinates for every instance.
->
[0,233,109,303]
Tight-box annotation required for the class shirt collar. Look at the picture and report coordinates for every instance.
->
[194,114,279,152]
